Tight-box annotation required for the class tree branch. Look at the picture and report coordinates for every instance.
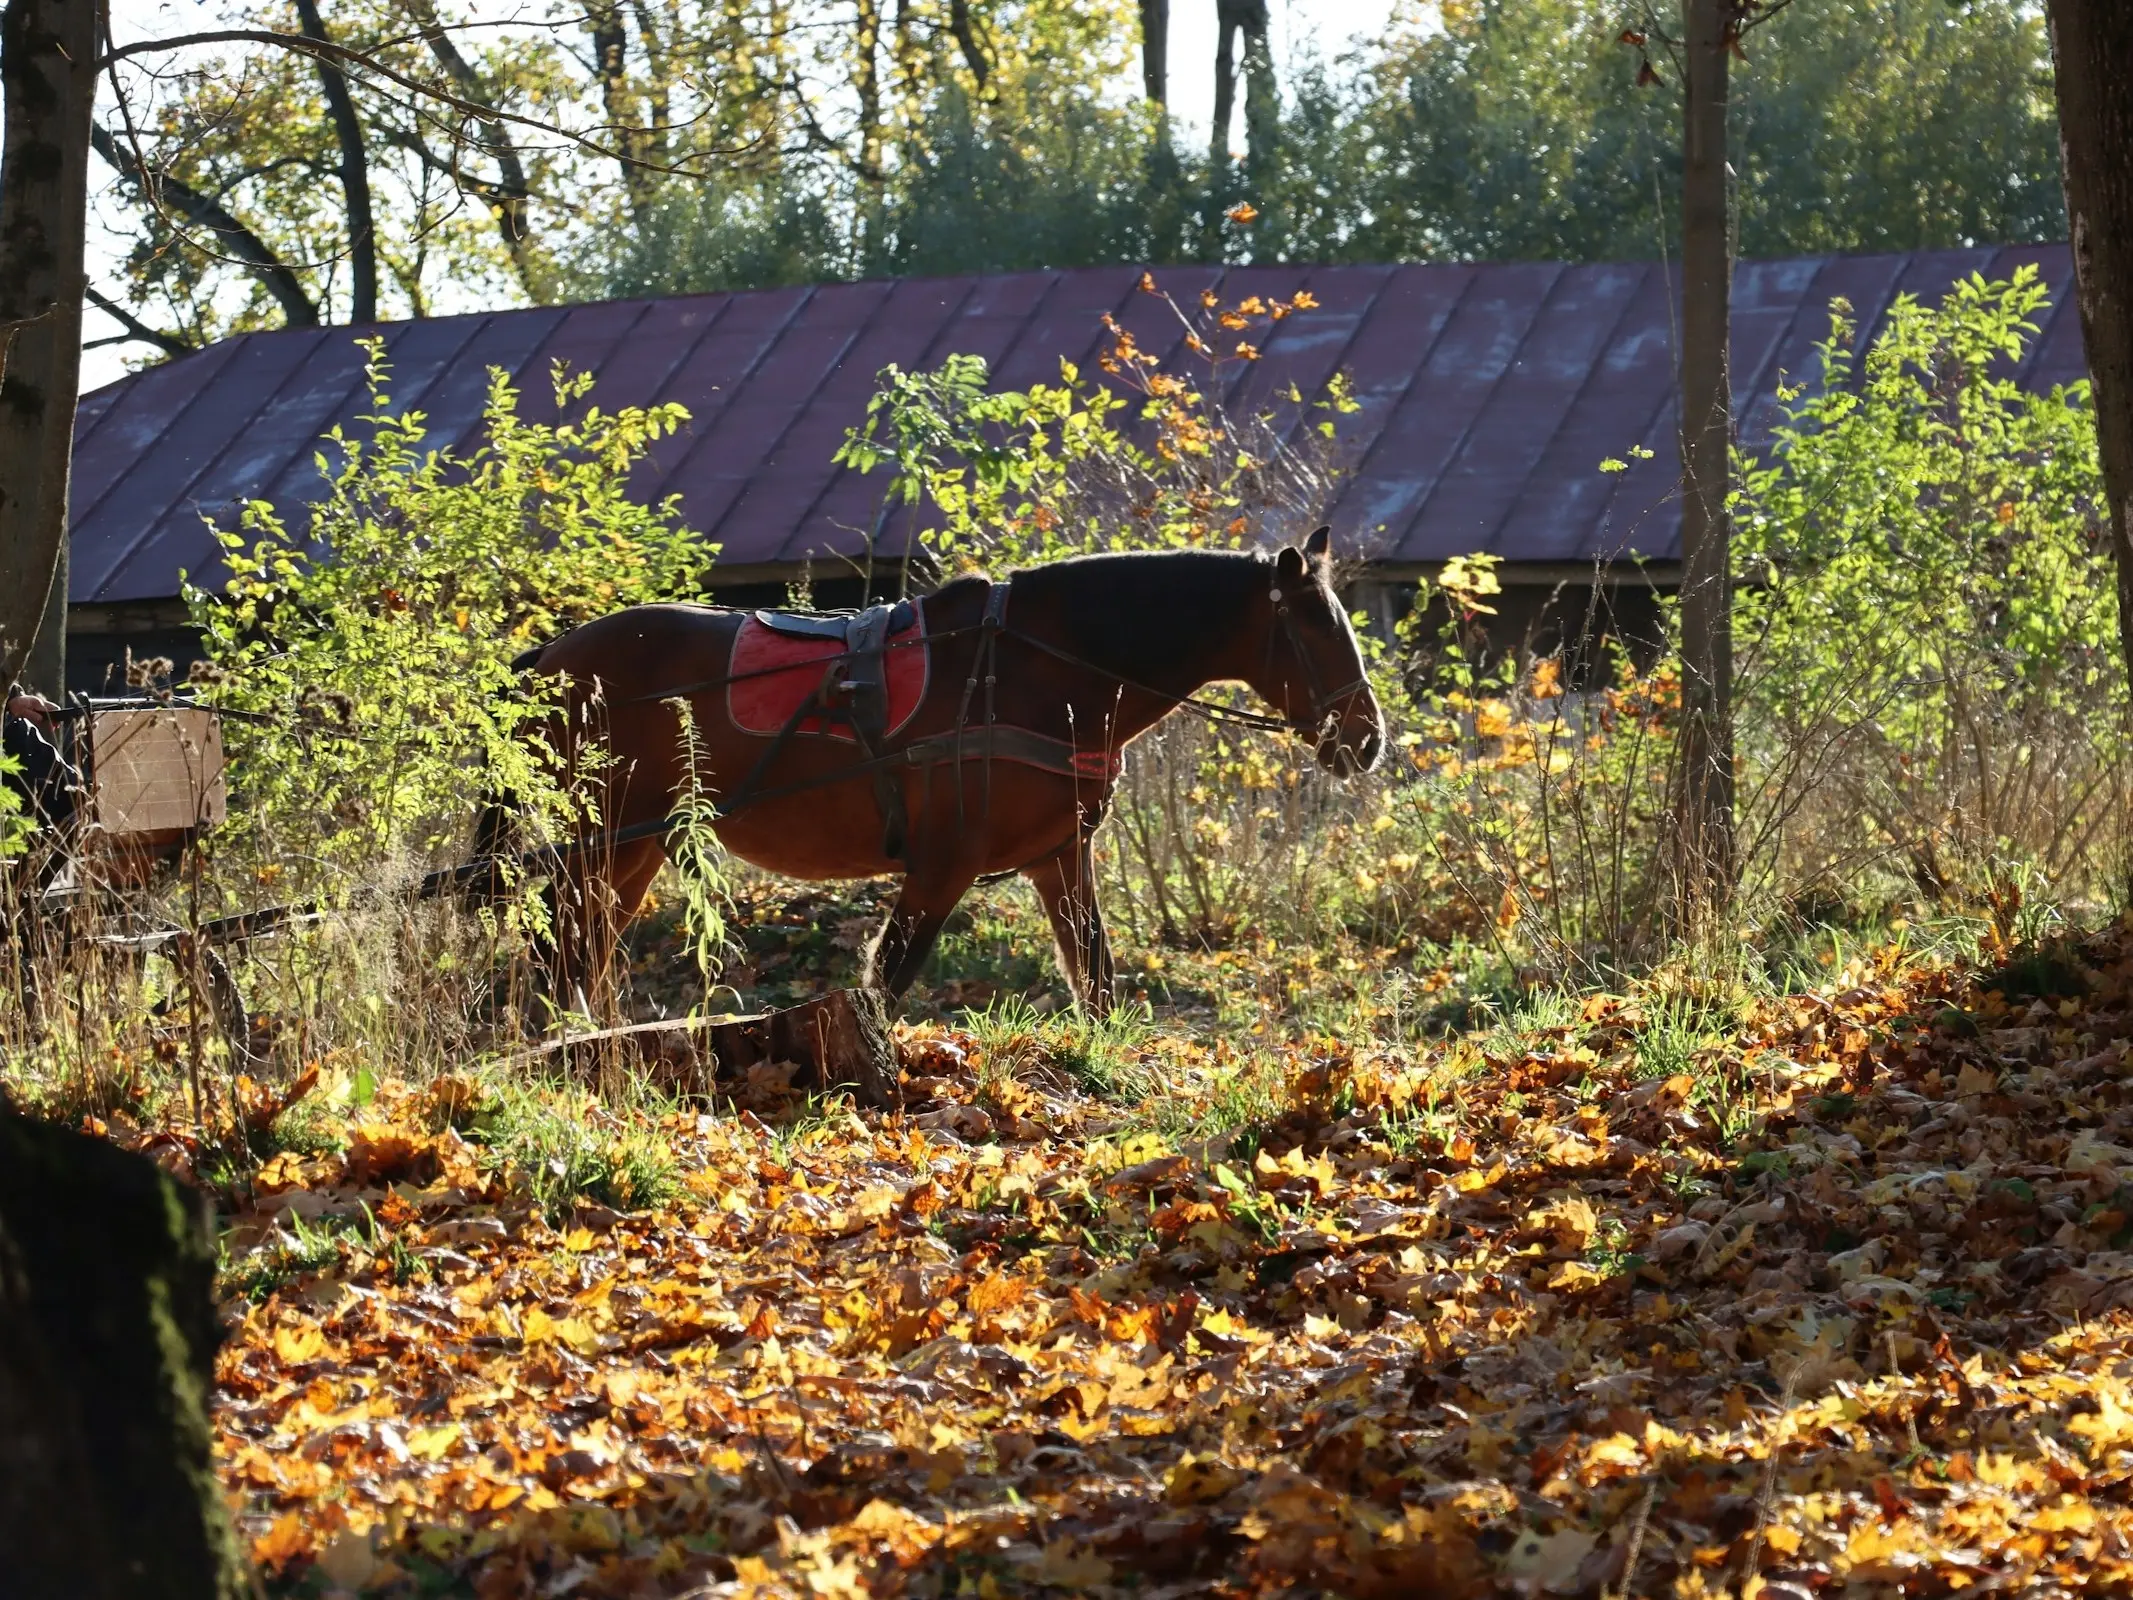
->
[947,0,990,91]
[293,0,378,323]
[90,122,321,327]
[84,285,195,359]
[401,0,530,253]
[99,28,752,176]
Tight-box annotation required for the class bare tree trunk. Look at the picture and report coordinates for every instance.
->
[293,0,377,324]
[0,1110,257,1597]
[0,0,99,692]
[1138,0,1168,106]
[851,0,884,265]
[1210,0,1241,173]
[1673,0,1736,925]
[1238,0,1276,247]
[2047,1,2133,682]
[587,1,651,223]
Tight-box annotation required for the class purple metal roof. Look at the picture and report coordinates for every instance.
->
[69,246,2085,605]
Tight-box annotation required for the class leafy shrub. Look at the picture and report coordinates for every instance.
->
[836,276,1356,573]
[1732,268,2121,922]
[189,343,713,891]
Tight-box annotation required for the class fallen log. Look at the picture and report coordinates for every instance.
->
[529,987,901,1109]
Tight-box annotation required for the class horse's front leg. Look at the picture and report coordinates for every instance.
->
[866,868,976,999]
[1024,836,1115,1014]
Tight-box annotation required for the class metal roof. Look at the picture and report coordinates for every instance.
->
[69,244,2085,606]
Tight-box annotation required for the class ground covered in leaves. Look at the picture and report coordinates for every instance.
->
[168,919,2133,1597]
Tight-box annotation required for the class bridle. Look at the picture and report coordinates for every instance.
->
[1266,573,1375,744]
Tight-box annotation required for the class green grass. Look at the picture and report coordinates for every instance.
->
[959,993,1158,1099]
[466,1074,680,1218]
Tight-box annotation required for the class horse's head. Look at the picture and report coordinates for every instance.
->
[1257,526,1385,777]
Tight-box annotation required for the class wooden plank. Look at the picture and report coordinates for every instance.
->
[89,708,225,836]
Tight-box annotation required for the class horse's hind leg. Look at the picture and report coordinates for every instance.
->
[1024,836,1115,1014]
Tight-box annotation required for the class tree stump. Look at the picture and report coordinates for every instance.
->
[0,1111,255,1599]
[535,987,902,1110]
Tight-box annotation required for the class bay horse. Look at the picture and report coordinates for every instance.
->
[498,528,1384,1012]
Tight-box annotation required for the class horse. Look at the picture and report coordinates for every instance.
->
[493,527,1385,1013]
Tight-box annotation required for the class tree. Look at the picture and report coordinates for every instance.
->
[4,3,740,689]
[1674,0,1740,920]
[1613,0,1796,926]
[0,0,98,695]
[1137,0,1167,105]
[1209,0,1275,249]
[2046,2,2133,680]
[1273,1,2061,267]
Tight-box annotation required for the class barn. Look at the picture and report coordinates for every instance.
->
[61,244,2086,693]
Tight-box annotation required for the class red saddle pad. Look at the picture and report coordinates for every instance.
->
[726,606,928,740]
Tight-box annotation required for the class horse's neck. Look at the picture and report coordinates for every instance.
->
[1049,556,1260,743]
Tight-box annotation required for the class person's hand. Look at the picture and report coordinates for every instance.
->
[5,692,57,734]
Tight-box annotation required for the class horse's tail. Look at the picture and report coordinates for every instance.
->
[460,639,554,906]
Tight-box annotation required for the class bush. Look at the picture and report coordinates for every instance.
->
[1732,267,2121,924]
[189,343,713,891]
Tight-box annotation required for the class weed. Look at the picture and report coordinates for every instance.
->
[469,1076,679,1218]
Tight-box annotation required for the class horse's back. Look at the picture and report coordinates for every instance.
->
[529,603,742,699]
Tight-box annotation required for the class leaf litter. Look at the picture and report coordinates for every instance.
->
[189,922,2133,1596]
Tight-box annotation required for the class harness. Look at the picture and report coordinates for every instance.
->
[710,583,1117,865]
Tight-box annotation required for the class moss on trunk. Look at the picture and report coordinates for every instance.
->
[0,1111,254,1598]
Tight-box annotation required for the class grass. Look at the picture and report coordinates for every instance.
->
[466,1074,681,1218]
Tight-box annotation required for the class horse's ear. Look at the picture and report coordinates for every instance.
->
[1305,525,1332,562]
[1275,545,1307,584]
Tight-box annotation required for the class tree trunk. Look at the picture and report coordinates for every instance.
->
[1239,0,1276,249]
[1673,0,1737,926]
[2047,2,2133,682]
[1210,0,1241,173]
[0,1111,256,1597]
[293,0,377,324]
[586,1,649,221]
[0,0,99,693]
[1137,0,1168,106]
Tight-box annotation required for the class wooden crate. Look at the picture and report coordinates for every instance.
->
[87,705,226,844]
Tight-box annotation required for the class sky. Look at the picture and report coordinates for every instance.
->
[80,0,1407,391]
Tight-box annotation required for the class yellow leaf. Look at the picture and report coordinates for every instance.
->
[273,1323,325,1364]
[1034,1542,1114,1587]
[407,1422,461,1460]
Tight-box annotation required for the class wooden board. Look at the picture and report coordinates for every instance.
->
[89,708,226,837]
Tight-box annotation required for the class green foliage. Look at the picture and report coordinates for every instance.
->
[1274,0,2061,266]
[0,749,29,862]
[1733,269,2119,907]
[836,280,1354,572]
[665,700,733,988]
[189,343,711,888]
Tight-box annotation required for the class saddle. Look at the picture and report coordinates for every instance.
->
[733,600,919,859]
